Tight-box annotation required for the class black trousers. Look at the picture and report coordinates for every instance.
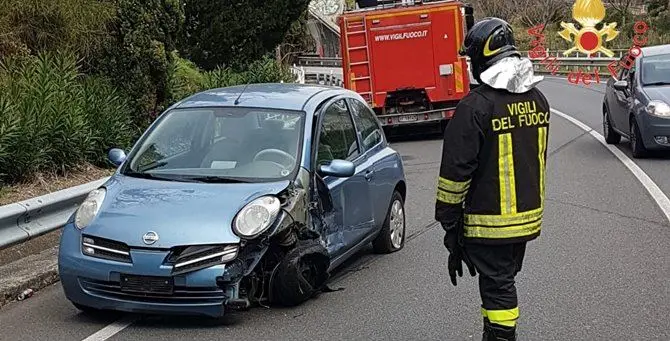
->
[464,242,527,328]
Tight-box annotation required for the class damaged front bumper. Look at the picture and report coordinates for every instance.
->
[59,172,331,318]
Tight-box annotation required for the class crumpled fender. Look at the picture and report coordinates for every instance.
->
[269,239,330,307]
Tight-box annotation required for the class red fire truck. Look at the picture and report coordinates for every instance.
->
[338,0,475,132]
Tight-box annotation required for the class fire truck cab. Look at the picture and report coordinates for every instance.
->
[338,0,475,132]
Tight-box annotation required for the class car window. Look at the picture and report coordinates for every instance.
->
[316,99,360,166]
[136,112,199,166]
[348,98,383,152]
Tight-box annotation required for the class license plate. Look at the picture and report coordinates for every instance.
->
[120,274,174,294]
[398,114,418,122]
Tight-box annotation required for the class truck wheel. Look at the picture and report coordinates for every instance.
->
[372,190,406,254]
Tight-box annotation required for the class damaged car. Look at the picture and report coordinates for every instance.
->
[58,83,407,318]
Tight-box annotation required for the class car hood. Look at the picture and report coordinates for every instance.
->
[83,174,291,248]
[643,86,670,103]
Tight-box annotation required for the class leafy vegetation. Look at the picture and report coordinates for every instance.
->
[0,0,310,189]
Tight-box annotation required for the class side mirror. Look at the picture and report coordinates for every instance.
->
[613,80,628,91]
[318,159,355,178]
[108,148,127,166]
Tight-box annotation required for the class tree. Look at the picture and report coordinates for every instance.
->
[95,0,185,130]
[517,0,569,29]
[181,0,311,71]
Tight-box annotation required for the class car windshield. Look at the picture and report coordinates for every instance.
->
[122,107,304,182]
[641,53,670,86]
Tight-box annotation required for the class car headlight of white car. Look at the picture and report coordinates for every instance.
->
[74,188,106,230]
[233,196,281,238]
[646,100,670,118]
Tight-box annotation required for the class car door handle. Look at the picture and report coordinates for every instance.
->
[364,170,374,181]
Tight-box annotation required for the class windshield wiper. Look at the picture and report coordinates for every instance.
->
[124,171,180,182]
[137,161,168,172]
[183,176,249,183]
[644,81,670,86]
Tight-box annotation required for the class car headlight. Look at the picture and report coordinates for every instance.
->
[233,196,281,238]
[646,100,670,118]
[74,188,106,230]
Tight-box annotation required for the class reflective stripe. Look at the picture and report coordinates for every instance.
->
[464,219,541,239]
[538,127,547,204]
[483,307,519,327]
[437,188,466,204]
[464,207,543,226]
[498,133,517,215]
[438,176,470,193]
[454,60,464,93]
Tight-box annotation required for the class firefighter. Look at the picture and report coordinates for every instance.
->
[435,17,550,341]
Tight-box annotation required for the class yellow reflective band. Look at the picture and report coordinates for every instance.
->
[483,35,502,57]
[538,127,547,204]
[454,60,464,93]
[483,307,520,327]
[464,220,541,239]
[437,188,466,204]
[464,207,543,226]
[498,133,517,215]
[438,176,470,193]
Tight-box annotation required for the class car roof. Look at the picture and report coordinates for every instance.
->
[174,83,347,111]
[641,44,670,58]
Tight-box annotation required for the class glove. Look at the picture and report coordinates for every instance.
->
[442,220,477,286]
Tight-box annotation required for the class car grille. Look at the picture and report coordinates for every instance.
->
[165,244,238,275]
[81,235,131,263]
[79,278,227,304]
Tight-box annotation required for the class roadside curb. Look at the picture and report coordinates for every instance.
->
[0,246,59,308]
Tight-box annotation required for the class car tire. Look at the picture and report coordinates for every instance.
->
[630,118,648,158]
[372,190,406,254]
[603,106,621,144]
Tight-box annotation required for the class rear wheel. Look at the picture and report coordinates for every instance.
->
[603,106,621,144]
[630,117,648,158]
[372,190,406,254]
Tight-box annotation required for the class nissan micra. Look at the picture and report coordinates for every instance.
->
[58,83,407,318]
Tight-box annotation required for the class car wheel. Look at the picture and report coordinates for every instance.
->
[372,190,406,254]
[603,106,621,144]
[630,118,648,158]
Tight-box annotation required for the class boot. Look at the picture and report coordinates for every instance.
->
[482,317,517,341]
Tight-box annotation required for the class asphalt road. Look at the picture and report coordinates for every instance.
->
[0,77,669,341]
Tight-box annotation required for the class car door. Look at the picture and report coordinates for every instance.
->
[314,98,375,258]
[611,66,633,131]
[346,97,390,234]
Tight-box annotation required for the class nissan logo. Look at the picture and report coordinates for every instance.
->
[142,231,159,245]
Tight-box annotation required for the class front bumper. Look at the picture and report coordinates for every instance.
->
[638,114,670,150]
[58,223,250,318]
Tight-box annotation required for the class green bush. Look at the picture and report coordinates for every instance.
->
[165,55,297,103]
[0,52,133,185]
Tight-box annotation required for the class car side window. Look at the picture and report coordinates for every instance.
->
[316,99,360,166]
[348,98,383,153]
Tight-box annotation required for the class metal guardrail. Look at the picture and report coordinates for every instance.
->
[0,177,109,249]
[297,50,623,68]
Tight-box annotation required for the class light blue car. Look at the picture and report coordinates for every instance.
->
[58,83,407,318]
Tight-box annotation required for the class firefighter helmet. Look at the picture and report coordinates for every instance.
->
[460,17,520,82]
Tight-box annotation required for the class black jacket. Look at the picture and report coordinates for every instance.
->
[435,83,550,245]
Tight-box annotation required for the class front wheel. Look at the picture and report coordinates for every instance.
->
[372,190,406,254]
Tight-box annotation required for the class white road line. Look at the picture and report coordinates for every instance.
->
[551,108,670,224]
[81,316,136,341]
